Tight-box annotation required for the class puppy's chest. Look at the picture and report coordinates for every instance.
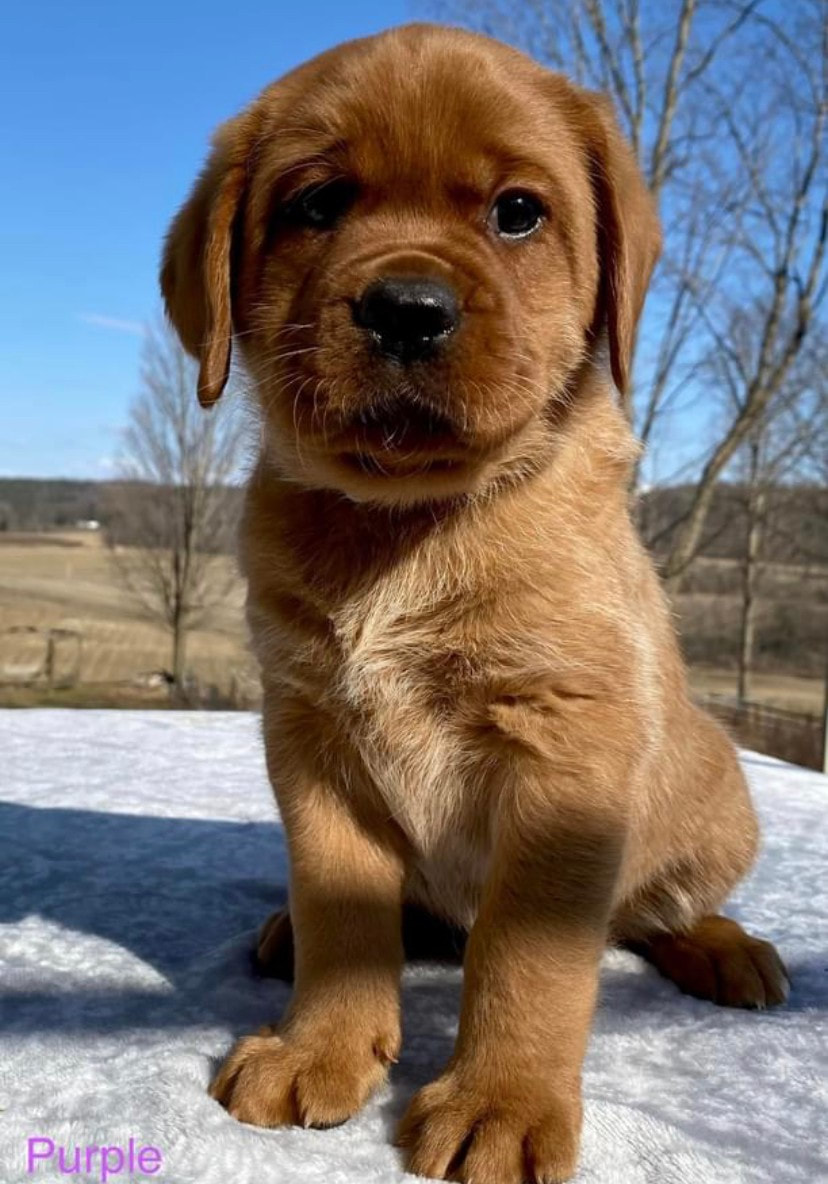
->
[337,606,482,836]
[261,579,493,880]
[343,612,494,922]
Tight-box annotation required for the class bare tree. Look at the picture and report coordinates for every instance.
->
[662,1,827,587]
[688,303,826,702]
[107,320,245,694]
[695,301,824,698]
[428,1,827,557]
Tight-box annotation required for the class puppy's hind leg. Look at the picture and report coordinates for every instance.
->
[615,853,790,1009]
[619,710,788,1009]
[255,908,295,982]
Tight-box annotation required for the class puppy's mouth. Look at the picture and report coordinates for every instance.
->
[332,393,469,478]
[349,394,460,446]
[340,451,465,479]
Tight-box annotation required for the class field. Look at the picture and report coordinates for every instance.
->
[0,532,823,723]
[687,668,822,714]
[0,531,258,706]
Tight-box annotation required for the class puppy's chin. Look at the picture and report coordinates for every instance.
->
[276,445,497,506]
[336,456,495,505]
[265,415,556,506]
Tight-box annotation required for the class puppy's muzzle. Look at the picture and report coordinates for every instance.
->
[353,275,459,363]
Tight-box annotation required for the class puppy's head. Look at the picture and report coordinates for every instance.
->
[162,24,660,503]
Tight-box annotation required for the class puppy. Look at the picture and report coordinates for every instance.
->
[161,24,788,1182]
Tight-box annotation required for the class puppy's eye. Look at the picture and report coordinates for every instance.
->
[290,179,357,229]
[489,190,545,239]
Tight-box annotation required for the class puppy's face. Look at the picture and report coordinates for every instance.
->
[162,25,660,503]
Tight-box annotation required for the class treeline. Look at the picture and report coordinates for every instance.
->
[0,478,106,532]
[0,478,244,546]
[2,478,826,570]
[639,484,828,568]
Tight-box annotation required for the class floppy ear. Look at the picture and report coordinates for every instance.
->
[160,116,253,407]
[578,93,662,399]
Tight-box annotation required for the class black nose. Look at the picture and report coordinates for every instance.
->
[353,276,460,362]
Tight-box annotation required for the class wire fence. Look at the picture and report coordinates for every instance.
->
[0,625,260,709]
[700,695,824,771]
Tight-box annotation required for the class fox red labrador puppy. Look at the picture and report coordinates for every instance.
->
[161,23,787,1182]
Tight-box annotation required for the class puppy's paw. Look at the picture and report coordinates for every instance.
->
[210,1025,398,1129]
[396,1070,582,1183]
[644,917,790,1009]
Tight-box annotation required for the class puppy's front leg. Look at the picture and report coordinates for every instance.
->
[211,700,405,1129]
[399,734,625,1183]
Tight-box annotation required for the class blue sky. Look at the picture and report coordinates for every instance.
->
[0,0,408,478]
[0,1,780,484]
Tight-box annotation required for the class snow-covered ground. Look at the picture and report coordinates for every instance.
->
[0,709,825,1184]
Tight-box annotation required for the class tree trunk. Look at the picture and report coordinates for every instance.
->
[737,443,765,704]
[171,610,187,699]
[662,462,721,593]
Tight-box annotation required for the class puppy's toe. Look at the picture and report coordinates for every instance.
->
[209,1035,297,1127]
[715,935,789,1009]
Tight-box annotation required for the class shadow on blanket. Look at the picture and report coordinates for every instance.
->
[1,801,822,1049]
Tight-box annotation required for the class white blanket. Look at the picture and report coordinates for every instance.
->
[0,710,825,1183]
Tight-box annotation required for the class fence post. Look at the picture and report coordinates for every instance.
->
[45,634,55,691]
[822,647,828,776]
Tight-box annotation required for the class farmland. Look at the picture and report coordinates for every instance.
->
[0,531,258,706]
[1,529,824,721]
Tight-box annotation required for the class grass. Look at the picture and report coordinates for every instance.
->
[0,683,178,709]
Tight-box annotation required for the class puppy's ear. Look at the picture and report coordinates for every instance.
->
[160,115,253,407]
[578,93,661,399]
